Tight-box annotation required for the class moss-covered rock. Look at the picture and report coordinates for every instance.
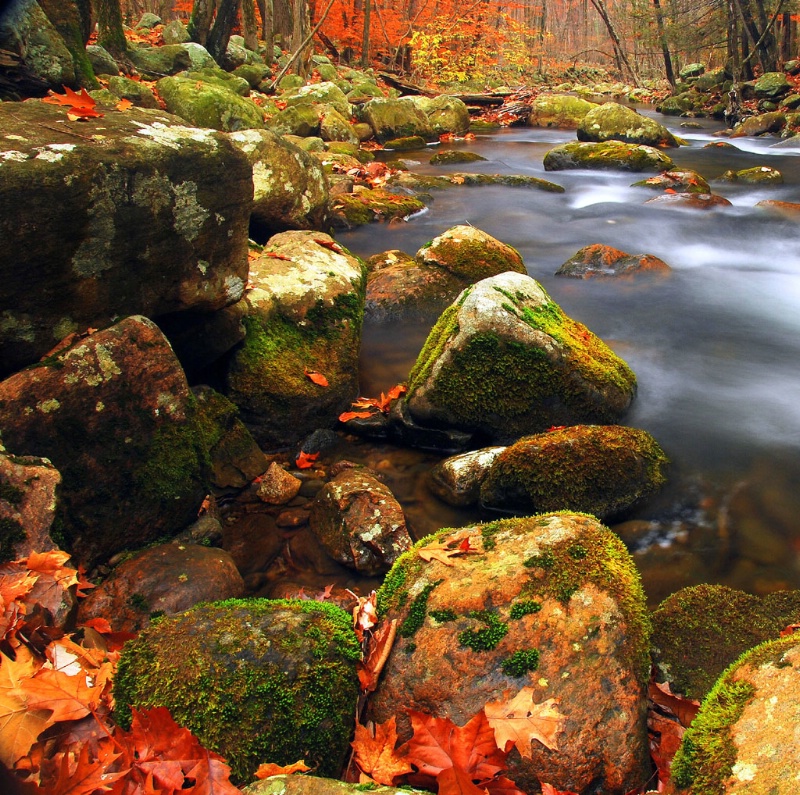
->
[162,19,190,45]
[347,82,385,102]
[331,188,425,228]
[631,169,710,194]
[658,92,702,116]
[555,243,672,278]
[38,0,97,89]
[113,598,361,783]
[543,140,674,172]
[86,44,120,77]
[225,231,366,447]
[752,71,791,99]
[672,635,800,794]
[680,63,705,80]
[651,585,800,699]
[479,425,668,519]
[403,271,637,444]
[157,75,265,131]
[383,135,428,151]
[429,150,487,165]
[359,98,436,143]
[446,173,566,192]
[577,102,681,147]
[266,103,321,137]
[408,94,471,135]
[233,63,270,89]
[243,775,427,795]
[369,512,651,794]
[180,42,217,70]
[130,45,192,78]
[731,111,786,137]
[107,75,159,109]
[185,66,251,96]
[319,106,359,144]
[282,81,352,117]
[527,94,599,128]
[718,166,783,185]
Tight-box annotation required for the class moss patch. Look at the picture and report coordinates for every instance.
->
[501,648,540,676]
[458,610,509,651]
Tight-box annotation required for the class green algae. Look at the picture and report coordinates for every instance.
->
[458,610,509,651]
[501,648,540,676]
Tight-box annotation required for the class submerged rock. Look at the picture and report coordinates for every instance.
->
[114,599,361,782]
[577,102,681,147]
[369,513,652,794]
[755,199,800,219]
[330,187,425,227]
[631,168,710,194]
[402,272,637,444]
[543,140,674,172]
[556,244,671,279]
[479,425,668,518]
[672,635,800,794]
[429,150,487,165]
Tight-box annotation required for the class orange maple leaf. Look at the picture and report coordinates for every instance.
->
[418,531,477,567]
[255,759,311,778]
[43,86,104,120]
[44,739,126,795]
[436,764,489,795]
[484,689,566,757]
[295,451,319,470]
[540,784,579,795]
[116,97,133,112]
[313,238,344,253]
[339,410,377,423]
[304,368,329,387]
[351,717,414,785]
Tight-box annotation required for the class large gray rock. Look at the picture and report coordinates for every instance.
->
[577,102,681,147]
[360,98,435,143]
[130,45,192,77]
[527,94,598,128]
[544,140,674,172]
[409,94,471,135]
[282,81,352,117]
[401,271,637,444]
[0,101,252,376]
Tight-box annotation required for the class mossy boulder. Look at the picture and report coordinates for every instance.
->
[718,166,783,184]
[107,75,159,109]
[527,94,599,129]
[319,107,359,144]
[331,188,425,228]
[632,169,710,194]
[577,102,681,147]
[402,271,637,444]
[672,635,800,794]
[479,425,668,519]
[282,81,352,117]
[408,94,471,135]
[228,129,330,235]
[233,63,270,89]
[180,42,217,70]
[162,19,190,45]
[359,98,436,143]
[731,111,786,137]
[86,44,120,77]
[156,75,265,131]
[447,173,565,192]
[752,71,791,99]
[185,66,251,96]
[0,317,210,568]
[429,150,487,165]
[368,513,652,794]
[650,585,800,699]
[679,63,705,80]
[347,82,385,102]
[644,192,732,210]
[130,45,192,78]
[555,243,672,279]
[266,103,321,137]
[383,135,428,151]
[543,140,674,172]
[244,776,427,795]
[113,598,361,783]
[225,232,366,448]
[658,92,702,116]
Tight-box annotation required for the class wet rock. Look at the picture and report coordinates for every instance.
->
[107,75,159,108]
[359,98,436,143]
[671,635,800,794]
[309,467,412,575]
[227,129,330,234]
[577,102,681,147]
[276,507,311,528]
[243,775,427,795]
[157,74,265,131]
[651,584,800,699]
[429,150,487,165]
[0,317,208,568]
[718,166,783,184]
[730,111,786,137]
[755,199,800,219]
[86,44,120,77]
[257,462,302,505]
[631,168,710,194]
[543,140,674,172]
[226,231,366,448]
[114,599,361,782]
[408,94,471,135]
[427,446,506,507]
[331,187,425,228]
[0,450,61,561]
[369,513,651,794]
[644,192,732,209]
[77,542,244,632]
[0,101,252,376]
[480,425,668,519]
[447,173,565,191]
[401,271,637,444]
[556,243,671,279]
[527,94,598,128]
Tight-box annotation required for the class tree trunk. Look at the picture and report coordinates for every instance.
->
[588,0,640,85]
[206,0,241,64]
[257,0,274,63]
[274,0,294,48]
[94,0,129,58]
[241,0,259,49]
[780,11,791,62]
[361,0,371,67]
[652,0,675,86]
[291,0,310,74]
[188,0,217,45]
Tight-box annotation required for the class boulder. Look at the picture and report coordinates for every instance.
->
[479,425,668,518]
[401,272,637,444]
[244,776,426,795]
[543,140,674,172]
[233,63,270,89]
[135,12,161,28]
[162,19,190,45]
[257,461,302,504]
[644,192,732,210]
[408,94,471,135]
[267,103,321,137]
[577,102,681,147]
[0,449,61,561]
[0,317,209,568]
[77,542,244,632]
[180,42,217,70]
[129,45,192,78]
[0,101,252,376]
[319,107,360,144]
[331,188,425,228]
[445,173,565,192]
[156,74,265,131]
[228,129,330,235]
[427,446,506,507]
[555,244,672,278]
[86,44,120,77]
[672,635,800,794]
[113,599,361,782]
[185,66,251,96]
[359,98,436,143]
[718,166,783,184]
[347,82,385,102]
[226,232,366,448]
[107,75,159,108]
[731,111,786,137]
[752,71,791,99]
[679,63,705,80]
[755,199,800,219]
[429,150,487,165]
[631,168,710,194]
[309,467,412,575]
[0,0,76,97]
[658,92,702,116]
[282,81,351,117]
[368,513,652,794]
[650,585,800,699]
[527,94,598,128]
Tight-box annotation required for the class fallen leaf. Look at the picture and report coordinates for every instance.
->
[418,531,476,566]
[780,623,800,637]
[304,368,329,387]
[314,238,343,253]
[44,739,125,795]
[264,251,293,261]
[352,591,378,642]
[540,784,579,795]
[351,717,414,785]
[255,760,311,778]
[436,764,488,795]
[21,666,98,723]
[484,689,566,757]
[357,618,397,692]
[339,410,378,423]
[648,680,700,728]
[43,86,103,120]
[295,451,319,470]
[116,98,133,111]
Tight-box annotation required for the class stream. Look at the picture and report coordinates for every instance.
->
[327,111,800,606]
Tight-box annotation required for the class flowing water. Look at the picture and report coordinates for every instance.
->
[330,111,800,606]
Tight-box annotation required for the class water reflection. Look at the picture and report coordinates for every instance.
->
[337,113,800,605]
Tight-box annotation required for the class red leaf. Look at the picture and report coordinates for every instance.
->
[351,717,414,785]
[780,623,800,637]
[295,451,319,470]
[264,251,293,261]
[339,410,377,423]
[255,760,311,778]
[437,764,488,795]
[313,238,344,253]
[304,369,329,387]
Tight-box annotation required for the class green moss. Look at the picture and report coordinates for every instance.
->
[429,608,458,622]
[333,188,425,226]
[568,543,588,559]
[0,516,26,563]
[501,648,540,676]
[458,610,509,651]
[509,599,542,619]
[407,298,464,390]
[399,582,440,638]
[128,593,149,611]
[480,520,503,551]
[423,234,525,283]
[113,598,360,783]
[524,549,556,569]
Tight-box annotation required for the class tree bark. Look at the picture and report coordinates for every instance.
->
[206,0,241,64]
[257,0,274,63]
[652,0,675,86]
[588,0,640,85]
[241,0,259,50]
[291,0,310,74]
[188,0,217,45]
[361,0,371,67]
[94,0,129,58]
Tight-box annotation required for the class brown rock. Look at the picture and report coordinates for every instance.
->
[276,507,311,528]
[77,542,244,632]
[556,243,671,279]
[369,513,651,794]
[644,192,732,210]
[257,462,302,505]
[755,199,800,219]
[309,468,412,575]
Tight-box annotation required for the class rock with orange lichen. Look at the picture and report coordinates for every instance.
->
[555,244,672,279]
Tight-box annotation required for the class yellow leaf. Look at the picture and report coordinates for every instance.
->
[484,688,566,757]
[116,98,133,112]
